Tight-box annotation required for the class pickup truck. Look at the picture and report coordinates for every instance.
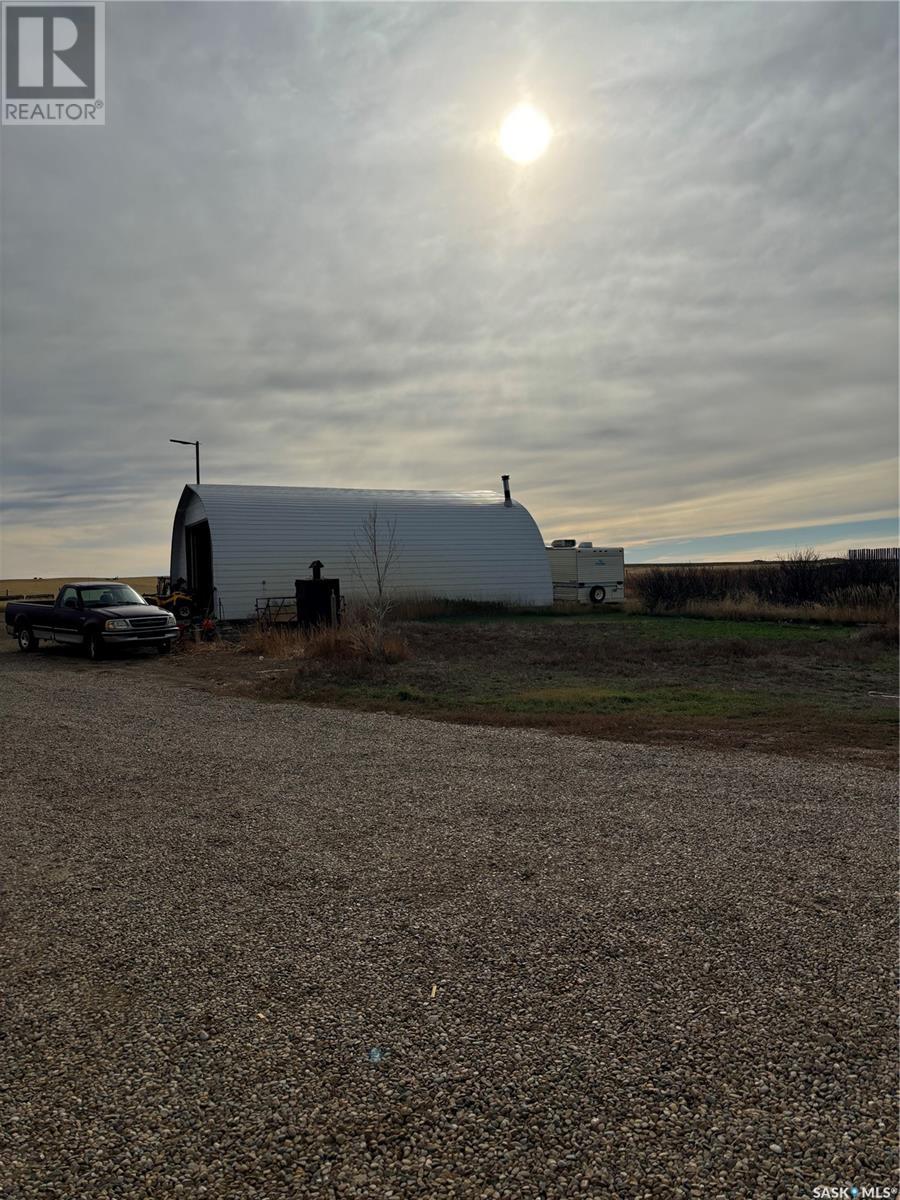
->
[5,581,179,661]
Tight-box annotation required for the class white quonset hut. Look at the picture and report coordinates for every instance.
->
[170,481,552,620]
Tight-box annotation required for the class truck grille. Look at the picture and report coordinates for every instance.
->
[128,616,169,629]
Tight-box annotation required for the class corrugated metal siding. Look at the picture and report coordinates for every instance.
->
[171,484,552,619]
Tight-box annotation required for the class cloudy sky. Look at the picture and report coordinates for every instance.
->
[1,1,897,577]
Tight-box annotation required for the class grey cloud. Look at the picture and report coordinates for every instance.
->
[1,2,897,574]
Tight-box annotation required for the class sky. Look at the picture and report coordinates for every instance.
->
[1,1,898,576]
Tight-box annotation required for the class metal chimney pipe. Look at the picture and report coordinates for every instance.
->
[501,475,512,506]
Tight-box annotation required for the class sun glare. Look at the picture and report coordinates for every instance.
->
[499,103,553,164]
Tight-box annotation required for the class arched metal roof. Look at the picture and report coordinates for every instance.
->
[171,483,552,619]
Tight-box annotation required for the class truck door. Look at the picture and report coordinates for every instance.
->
[54,586,84,644]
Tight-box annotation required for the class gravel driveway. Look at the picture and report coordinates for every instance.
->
[1,648,896,1199]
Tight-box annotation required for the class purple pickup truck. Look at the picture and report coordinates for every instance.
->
[5,581,178,661]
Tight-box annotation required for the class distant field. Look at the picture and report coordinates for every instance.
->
[0,577,159,610]
[625,560,778,571]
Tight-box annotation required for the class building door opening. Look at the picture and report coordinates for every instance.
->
[185,520,214,614]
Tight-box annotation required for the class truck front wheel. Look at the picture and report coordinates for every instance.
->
[589,586,606,605]
[17,624,38,652]
[86,631,105,661]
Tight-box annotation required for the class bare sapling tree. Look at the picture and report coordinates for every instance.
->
[350,506,401,658]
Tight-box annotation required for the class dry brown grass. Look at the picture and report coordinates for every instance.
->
[383,634,412,663]
[628,556,898,622]
[304,626,362,660]
[241,626,317,659]
[240,622,411,664]
[859,618,900,647]
[626,595,897,626]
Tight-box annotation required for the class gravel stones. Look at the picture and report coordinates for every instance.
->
[1,650,896,1198]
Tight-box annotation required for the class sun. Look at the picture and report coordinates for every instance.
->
[499,103,553,164]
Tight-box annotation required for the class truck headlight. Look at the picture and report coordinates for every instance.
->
[105,619,129,631]
[165,613,177,626]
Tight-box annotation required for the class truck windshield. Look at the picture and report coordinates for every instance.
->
[78,585,148,608]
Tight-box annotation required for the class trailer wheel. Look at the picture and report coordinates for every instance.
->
[589,586,606,605]
[17,624,38,652]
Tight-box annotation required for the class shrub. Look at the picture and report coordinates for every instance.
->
[631,565,735,611]
[629,552,898,619]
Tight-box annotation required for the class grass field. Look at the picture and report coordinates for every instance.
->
[171,608,898,766]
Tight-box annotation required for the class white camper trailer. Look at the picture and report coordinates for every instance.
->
[546,541,625,604]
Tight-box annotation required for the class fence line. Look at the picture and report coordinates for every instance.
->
[848,547,900,561]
